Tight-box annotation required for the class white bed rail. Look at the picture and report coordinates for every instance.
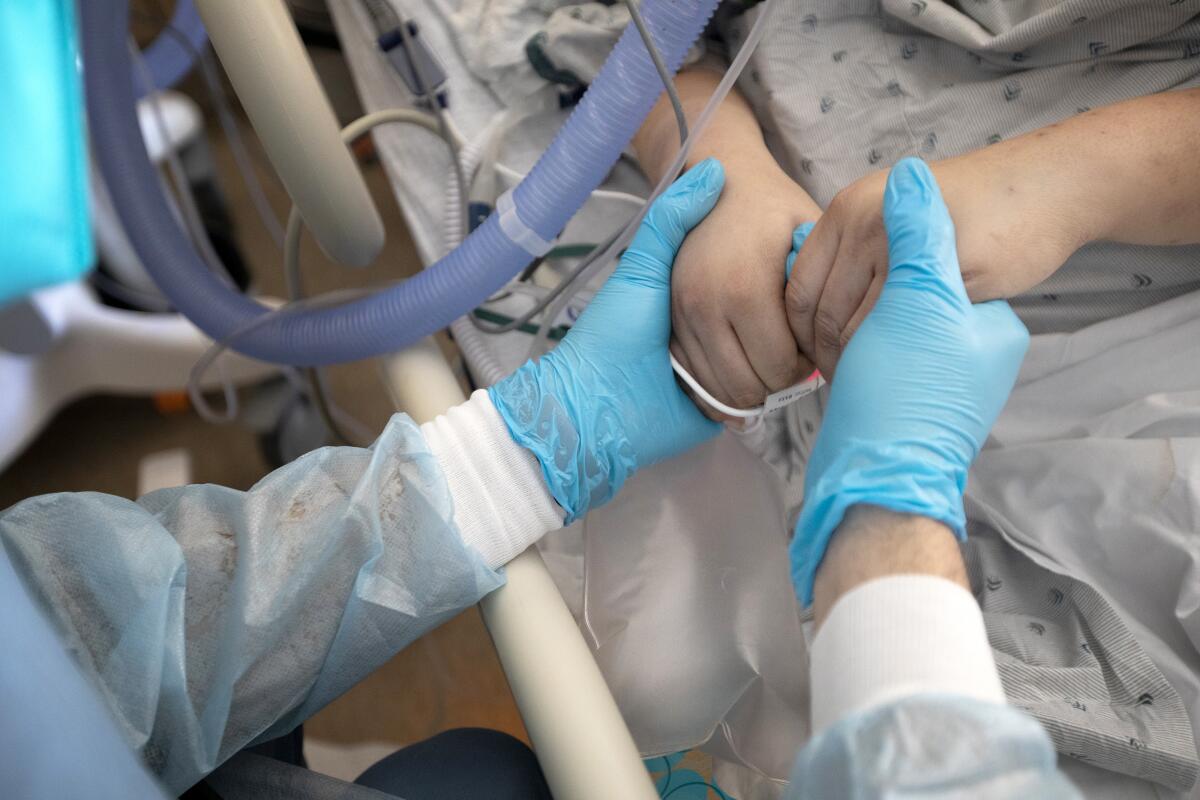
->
[197,2,658,793]
[383,342,658,800]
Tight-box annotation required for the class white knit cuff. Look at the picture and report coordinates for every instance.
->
[421,390,564,569]
[810,575,1004,733]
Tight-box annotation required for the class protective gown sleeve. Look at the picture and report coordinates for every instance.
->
[784,576,1082,798]
[0,391,561,795]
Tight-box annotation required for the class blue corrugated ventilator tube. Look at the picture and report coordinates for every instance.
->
[133,0,207,96]
[82,0,720,366]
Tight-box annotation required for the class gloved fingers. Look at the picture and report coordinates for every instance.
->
[816,269,885,379]
[785,215,841,370]
[622,158,725,284]
[881,158,967,304]
[971,299,1031,363]
[785,221,817,280]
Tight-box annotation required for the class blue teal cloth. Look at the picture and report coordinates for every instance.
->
[0,1,93,306]
[489,159,724,522]
[790,159,1029,603]
[0,413,503,795]
[786,694,1081,798]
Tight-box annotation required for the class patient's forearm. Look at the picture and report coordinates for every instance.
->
[632,67,821,218]
[1082,88,1200,246]
[961,87,1200,249]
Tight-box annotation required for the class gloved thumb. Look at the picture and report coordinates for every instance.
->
[785,220,816,280]
[971,298,1031,366]
[881,158,967,304]
[622,158,725,283]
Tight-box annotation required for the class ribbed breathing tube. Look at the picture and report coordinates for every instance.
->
[82,0,720,367]
[133,0,207,97]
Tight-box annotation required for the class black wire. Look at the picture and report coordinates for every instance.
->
[661,780,729,799]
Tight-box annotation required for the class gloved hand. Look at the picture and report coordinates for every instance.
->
[489,159,725,522]
[790,159,1029,604]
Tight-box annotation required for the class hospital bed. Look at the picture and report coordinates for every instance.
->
[87,1,1200,797]
[167,1,735,797]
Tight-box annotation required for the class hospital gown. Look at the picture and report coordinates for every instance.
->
[0,398,1079,798]
[724,0,1200,334]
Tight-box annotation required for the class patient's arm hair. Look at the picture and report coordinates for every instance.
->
[811,506,967,630]
[991,87,1200,249]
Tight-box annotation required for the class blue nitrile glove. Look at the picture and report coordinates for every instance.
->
[790,158,1029,604]
[489,159,725,522]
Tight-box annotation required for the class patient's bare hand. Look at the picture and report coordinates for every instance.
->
[670,161,818,419]
[785,151,1089,377]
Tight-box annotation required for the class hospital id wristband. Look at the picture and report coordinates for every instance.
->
[670,352,825,421]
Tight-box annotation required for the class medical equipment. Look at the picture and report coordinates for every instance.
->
[670,352,825,422]
[84,0,720,366]
[0,0,92,305]
[133,0,208,97]
[0,7,276,473]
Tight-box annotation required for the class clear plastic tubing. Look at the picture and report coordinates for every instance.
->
[82,0,720,366]
[541,0,783,328]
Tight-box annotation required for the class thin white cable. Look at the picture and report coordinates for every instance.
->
[670,352,758,418]
[190,108,447,425]
[437,104,471,150]
[197,48,287,248]
[278,108,448,441]
[671,352,826,421]
[285,108,444,299]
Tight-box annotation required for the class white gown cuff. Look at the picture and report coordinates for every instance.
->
[421,390,564,569]
[810,575,1004,734]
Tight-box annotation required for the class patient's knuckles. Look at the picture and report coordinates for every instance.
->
[726,275,769,317]
[785,279,818,329]
[673,273,721,322]
[731,385,766,410]
[813,307,845,356]
[763,359,804,392]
